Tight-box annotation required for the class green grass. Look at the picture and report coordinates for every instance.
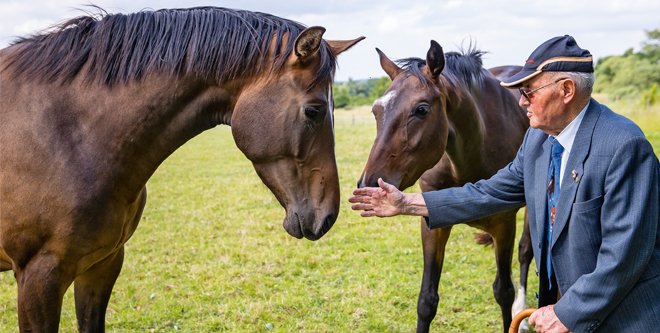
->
[1,102,658,332]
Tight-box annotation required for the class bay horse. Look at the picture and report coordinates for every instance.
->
[357,41,530,332]
[0,7,363,332]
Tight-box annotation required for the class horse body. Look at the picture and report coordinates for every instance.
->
[358,42,529,332]
[0,7,363,332]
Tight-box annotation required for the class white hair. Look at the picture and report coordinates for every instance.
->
[547,71,595,96]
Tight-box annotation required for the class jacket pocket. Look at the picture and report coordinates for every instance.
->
[572,195,604,213]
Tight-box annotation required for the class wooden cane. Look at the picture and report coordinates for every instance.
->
[509,308,537,333]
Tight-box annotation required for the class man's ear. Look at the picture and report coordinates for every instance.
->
[561,79,577,104]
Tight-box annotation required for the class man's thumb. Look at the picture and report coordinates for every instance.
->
[378,178,395,192]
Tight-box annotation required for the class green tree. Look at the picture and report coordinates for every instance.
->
[333,84,350,108]
[594,27,660,96]
[640,28,660,63]
[369,77,391,99]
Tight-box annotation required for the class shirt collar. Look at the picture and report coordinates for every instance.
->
[554,101,590,154]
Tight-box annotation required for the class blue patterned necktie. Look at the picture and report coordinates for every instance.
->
[546,137,564,290]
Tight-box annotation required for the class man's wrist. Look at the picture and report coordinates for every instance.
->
[402,193,429,216]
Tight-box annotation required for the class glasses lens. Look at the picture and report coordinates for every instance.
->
[519,88,530,102]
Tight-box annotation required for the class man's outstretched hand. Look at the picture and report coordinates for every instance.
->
[349,178,428,217]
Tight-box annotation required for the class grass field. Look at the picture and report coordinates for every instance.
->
[1,99,659,332]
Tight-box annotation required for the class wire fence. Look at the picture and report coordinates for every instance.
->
[335,115,375,125]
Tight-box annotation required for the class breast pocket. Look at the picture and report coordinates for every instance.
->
[568,195,604,262]
[572,195,604,213]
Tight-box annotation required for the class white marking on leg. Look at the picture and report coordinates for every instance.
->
[513,285,527,315]
[513,284,530,333]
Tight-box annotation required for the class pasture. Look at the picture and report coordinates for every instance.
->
[1,100,658,332]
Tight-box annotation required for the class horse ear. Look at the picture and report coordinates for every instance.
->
[295,26,326,60]
[376,48,402,81]
[326,36,366,56]
[425,40,445,79]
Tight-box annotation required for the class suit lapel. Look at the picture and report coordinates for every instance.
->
[551,98,601,248]
[535,136,552,243]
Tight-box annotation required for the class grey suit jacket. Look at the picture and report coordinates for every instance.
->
[423,98,660,332]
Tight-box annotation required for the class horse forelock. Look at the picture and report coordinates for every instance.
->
[5,7,336,86]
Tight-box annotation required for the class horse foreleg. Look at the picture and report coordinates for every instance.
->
[416,220,452,333]
[489,212,517,333]
[74,247,125,333]
[15,255,75,333]
[513,208,533,333]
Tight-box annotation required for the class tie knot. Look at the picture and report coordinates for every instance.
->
[551,138,564,157]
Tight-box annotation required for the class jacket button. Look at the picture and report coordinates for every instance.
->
[538,242,541,249]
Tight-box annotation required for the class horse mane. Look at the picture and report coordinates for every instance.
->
[396,45,488,90]
[4,6,336,86]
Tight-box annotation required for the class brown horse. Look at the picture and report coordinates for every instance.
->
[357,41,529,332]
[0,7,363,332]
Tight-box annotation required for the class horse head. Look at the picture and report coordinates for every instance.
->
[358,41,450,190]
[232,27,364,240]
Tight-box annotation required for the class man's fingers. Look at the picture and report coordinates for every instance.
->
[352,187,378,196]
[361,210,377,217]
[528,311,537,326]
[351,203,372,211]
[348,195,371,204]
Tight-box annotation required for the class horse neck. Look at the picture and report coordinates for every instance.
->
[76,74,241,201]
[442,79,488,180]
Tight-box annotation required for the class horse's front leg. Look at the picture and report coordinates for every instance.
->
[15,254,76,333]
[75,187,146,333]
[74,247,125,333]
[416,220,452,333]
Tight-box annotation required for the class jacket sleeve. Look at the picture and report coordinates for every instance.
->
[422,129,530,230]
[554,136,660,332]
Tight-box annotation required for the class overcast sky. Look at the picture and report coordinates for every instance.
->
[1,0,659,82]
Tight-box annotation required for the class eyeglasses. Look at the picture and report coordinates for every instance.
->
[519,78,568,103]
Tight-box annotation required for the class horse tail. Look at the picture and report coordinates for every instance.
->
[474,232,493,246]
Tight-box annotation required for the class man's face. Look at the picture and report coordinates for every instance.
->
[519,73,569,136]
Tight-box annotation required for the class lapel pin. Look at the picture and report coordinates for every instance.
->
[572,170,579,183]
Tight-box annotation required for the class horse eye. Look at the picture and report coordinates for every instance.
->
[414,105,430,116]
[304,106,320,120]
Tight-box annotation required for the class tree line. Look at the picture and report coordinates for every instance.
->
[332,77,390,109]
[594,28,660,105]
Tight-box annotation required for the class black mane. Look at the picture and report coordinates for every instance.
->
[5,7,336,86]
[396,46,488,90]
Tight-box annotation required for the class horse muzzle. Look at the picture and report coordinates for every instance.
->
[283,209,337,241]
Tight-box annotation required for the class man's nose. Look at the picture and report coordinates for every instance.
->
[519,94,530,107]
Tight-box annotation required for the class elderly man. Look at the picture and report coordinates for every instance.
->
[350,35,660,333]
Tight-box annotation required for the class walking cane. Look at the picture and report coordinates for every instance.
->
[509,308,537,333]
